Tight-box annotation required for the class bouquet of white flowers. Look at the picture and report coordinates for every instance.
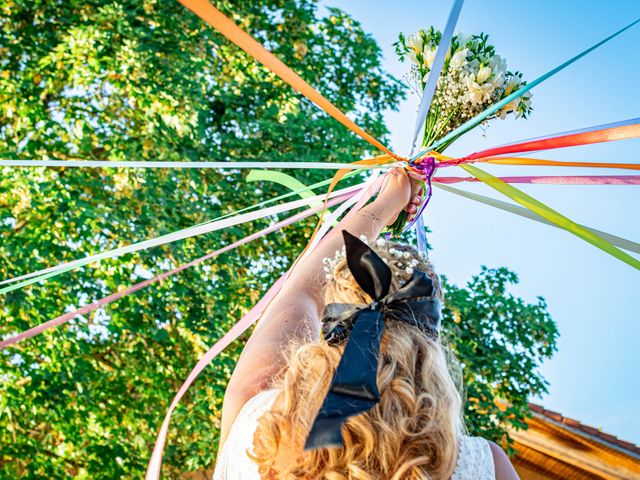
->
[395,27,533,152]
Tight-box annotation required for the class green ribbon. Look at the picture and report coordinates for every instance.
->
[248,170,345,225]
[433,183,640,254]
[247,170,321,209]
[460,164,640,270]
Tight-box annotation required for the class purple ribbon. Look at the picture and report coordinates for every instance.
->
[405,156,436,232]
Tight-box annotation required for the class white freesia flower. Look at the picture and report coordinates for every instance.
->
[423,46,437,68]
[407,32,423,53]
[499,99,520,119]
[449,48,468,69]
[476,65,492,84]
[465,76,494,104]
[503,76,521,96]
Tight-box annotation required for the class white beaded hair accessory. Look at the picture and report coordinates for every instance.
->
[322,234,428,283]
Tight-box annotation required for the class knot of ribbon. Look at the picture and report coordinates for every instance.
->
[304,230,442,450]
[404,156,437,232]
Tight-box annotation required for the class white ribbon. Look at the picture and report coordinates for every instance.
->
[0,159,400,170]
[408,0,465,252]
[0,183,364,291]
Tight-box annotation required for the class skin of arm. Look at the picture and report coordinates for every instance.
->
[218,169,419,449]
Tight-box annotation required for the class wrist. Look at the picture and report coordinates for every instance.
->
[370,197,403,225]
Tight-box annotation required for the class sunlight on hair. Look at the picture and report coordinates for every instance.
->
[249,238,463,479]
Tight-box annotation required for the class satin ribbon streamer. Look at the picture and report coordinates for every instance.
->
[0,192,355,350]
[433,183,640,254]
[145,274,286,480]
[408,0,465,156]
[0,184,364,293]
[484,157,640,171]
[434,175,640,185]
[487,117,640,149]
[456,119,640,163]
[408,0,465,251]
[461,164,640,270]
[0,159,395,170]
[178,0,399,160]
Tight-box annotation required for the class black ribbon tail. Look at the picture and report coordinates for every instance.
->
[304,309,384,450]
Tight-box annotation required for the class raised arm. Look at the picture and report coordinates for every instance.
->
[218,169,421,448]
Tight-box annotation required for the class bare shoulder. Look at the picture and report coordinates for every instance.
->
[488,441,520,480]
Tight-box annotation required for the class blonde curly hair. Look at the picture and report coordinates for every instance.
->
[249,239,464,479]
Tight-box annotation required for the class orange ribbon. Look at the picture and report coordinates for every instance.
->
[179,0,401,161]
[484,157,640,171]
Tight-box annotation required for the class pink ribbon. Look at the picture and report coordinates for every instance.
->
[0,191,358,350]
[433,175,640,185]
[145,173,385,480]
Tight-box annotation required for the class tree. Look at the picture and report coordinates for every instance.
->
[0,1,557,478]
[442,267,558,454]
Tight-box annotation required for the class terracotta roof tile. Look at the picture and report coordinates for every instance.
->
[562,418,581,428]
[528,402,640,457]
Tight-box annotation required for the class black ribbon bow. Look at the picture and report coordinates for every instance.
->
[304,230,442,450]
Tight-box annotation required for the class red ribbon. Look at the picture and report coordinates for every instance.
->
[438,120,640,167]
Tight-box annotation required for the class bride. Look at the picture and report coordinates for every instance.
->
[214,168,519,479]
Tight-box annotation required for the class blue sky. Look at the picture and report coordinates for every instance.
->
[319,0,640,444]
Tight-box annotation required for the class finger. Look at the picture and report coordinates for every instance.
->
[412,195,421,204]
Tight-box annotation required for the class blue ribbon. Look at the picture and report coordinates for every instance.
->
[408,0,465,157]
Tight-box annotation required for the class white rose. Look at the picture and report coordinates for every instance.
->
[476,65,492,84]
[450,48,468,68]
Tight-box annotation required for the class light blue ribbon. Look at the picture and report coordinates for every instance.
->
[410,0,465,252]
[408,0,465,157]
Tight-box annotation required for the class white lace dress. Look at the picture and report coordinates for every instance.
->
[213,389,495,479]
